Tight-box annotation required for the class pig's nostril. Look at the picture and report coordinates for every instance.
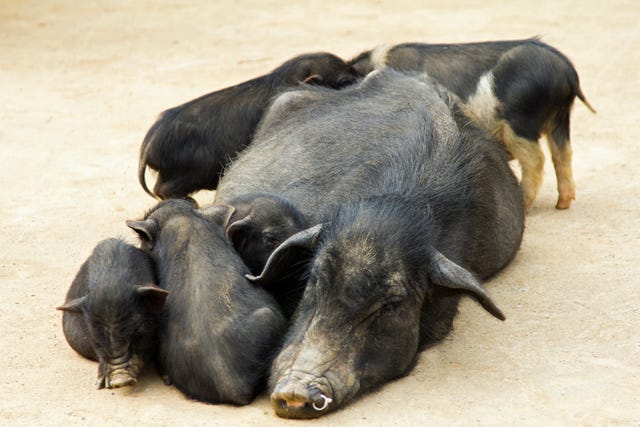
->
[271,391,333,419]
[276,398,307,410]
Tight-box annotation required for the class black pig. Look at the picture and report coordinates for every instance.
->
[215,70,525,417]
[57,238,168,389]
[201,193,307,275]
[139,52,359,199]
[126,199,286,404]
[349,38,595,209]
[200,193,308,319]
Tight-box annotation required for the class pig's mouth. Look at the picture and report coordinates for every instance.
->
[96,353,143,389]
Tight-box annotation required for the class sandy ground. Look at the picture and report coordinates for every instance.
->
[1,1,639,425]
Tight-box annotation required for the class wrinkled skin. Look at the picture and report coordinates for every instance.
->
[215,70,524,418]
[270,202,427,417]
[57,238,167,389]
[268,196,512,418]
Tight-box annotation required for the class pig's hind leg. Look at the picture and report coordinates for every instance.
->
[218,306,287,405]
[545,107,576,209]
[496,120,545,211]
[61,311,97,361]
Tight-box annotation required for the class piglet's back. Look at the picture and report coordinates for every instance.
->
[130,200,286,405]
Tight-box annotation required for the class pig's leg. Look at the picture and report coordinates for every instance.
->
[61,311,97,361]
[214,306,286,405]
[546,110,575,209]
[497,121,544,211]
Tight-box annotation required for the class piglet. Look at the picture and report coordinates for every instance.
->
[200,193,309,319]
[58,238,168,389]
[139,52,359,199]
[127,199,286,404]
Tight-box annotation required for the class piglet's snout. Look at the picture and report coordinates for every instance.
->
[108,371,137,388]
[102,354,143,389]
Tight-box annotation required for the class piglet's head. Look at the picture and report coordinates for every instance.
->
[58,283,168,389]
[277,52,359,89]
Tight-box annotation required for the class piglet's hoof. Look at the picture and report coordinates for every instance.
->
[555,195,574,209]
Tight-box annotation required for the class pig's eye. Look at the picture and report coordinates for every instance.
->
[262,233,279,245]
[336,76,355,87]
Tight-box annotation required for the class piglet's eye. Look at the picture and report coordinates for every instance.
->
[262,233,279,244]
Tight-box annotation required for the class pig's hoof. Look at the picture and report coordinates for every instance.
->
[95,377,106,390]
[556,186,575,209]
[555,195,574,209]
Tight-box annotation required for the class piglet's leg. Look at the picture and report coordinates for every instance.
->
[549,142,575,209]
[497,121,545,211]
[546,121,576,209]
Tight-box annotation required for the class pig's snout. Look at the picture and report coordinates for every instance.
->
[107,370,137,388]
[271,382,334,419]
[96,354,142,389]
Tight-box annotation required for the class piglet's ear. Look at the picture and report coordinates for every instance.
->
[301,74,324,85]
[56,296,86,313]
[226,215,253,250]
[126,219,158,244]
[246,224,323,284]
[199,204,236,228]
[427,248,505,321]
[136,285,169,315]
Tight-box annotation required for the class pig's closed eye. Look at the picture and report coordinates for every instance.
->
[336,77,354,87]
[262,232,280,245]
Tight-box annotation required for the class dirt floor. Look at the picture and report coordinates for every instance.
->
[1,0,639,425]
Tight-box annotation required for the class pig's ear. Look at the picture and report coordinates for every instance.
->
[226,215,254,250]
[427,248,505,321]
[246,224,323,284]
[136,285,169,314]
[126,219,158,244]
[301,74,324,85]
[200,204,236,228]
[56,296,86,312]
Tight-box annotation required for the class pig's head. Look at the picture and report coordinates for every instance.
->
[277,52,359,89]
[249,197,504,418]
[57,242,168,389]
[126,198,199,252]
[202,194,307,275]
